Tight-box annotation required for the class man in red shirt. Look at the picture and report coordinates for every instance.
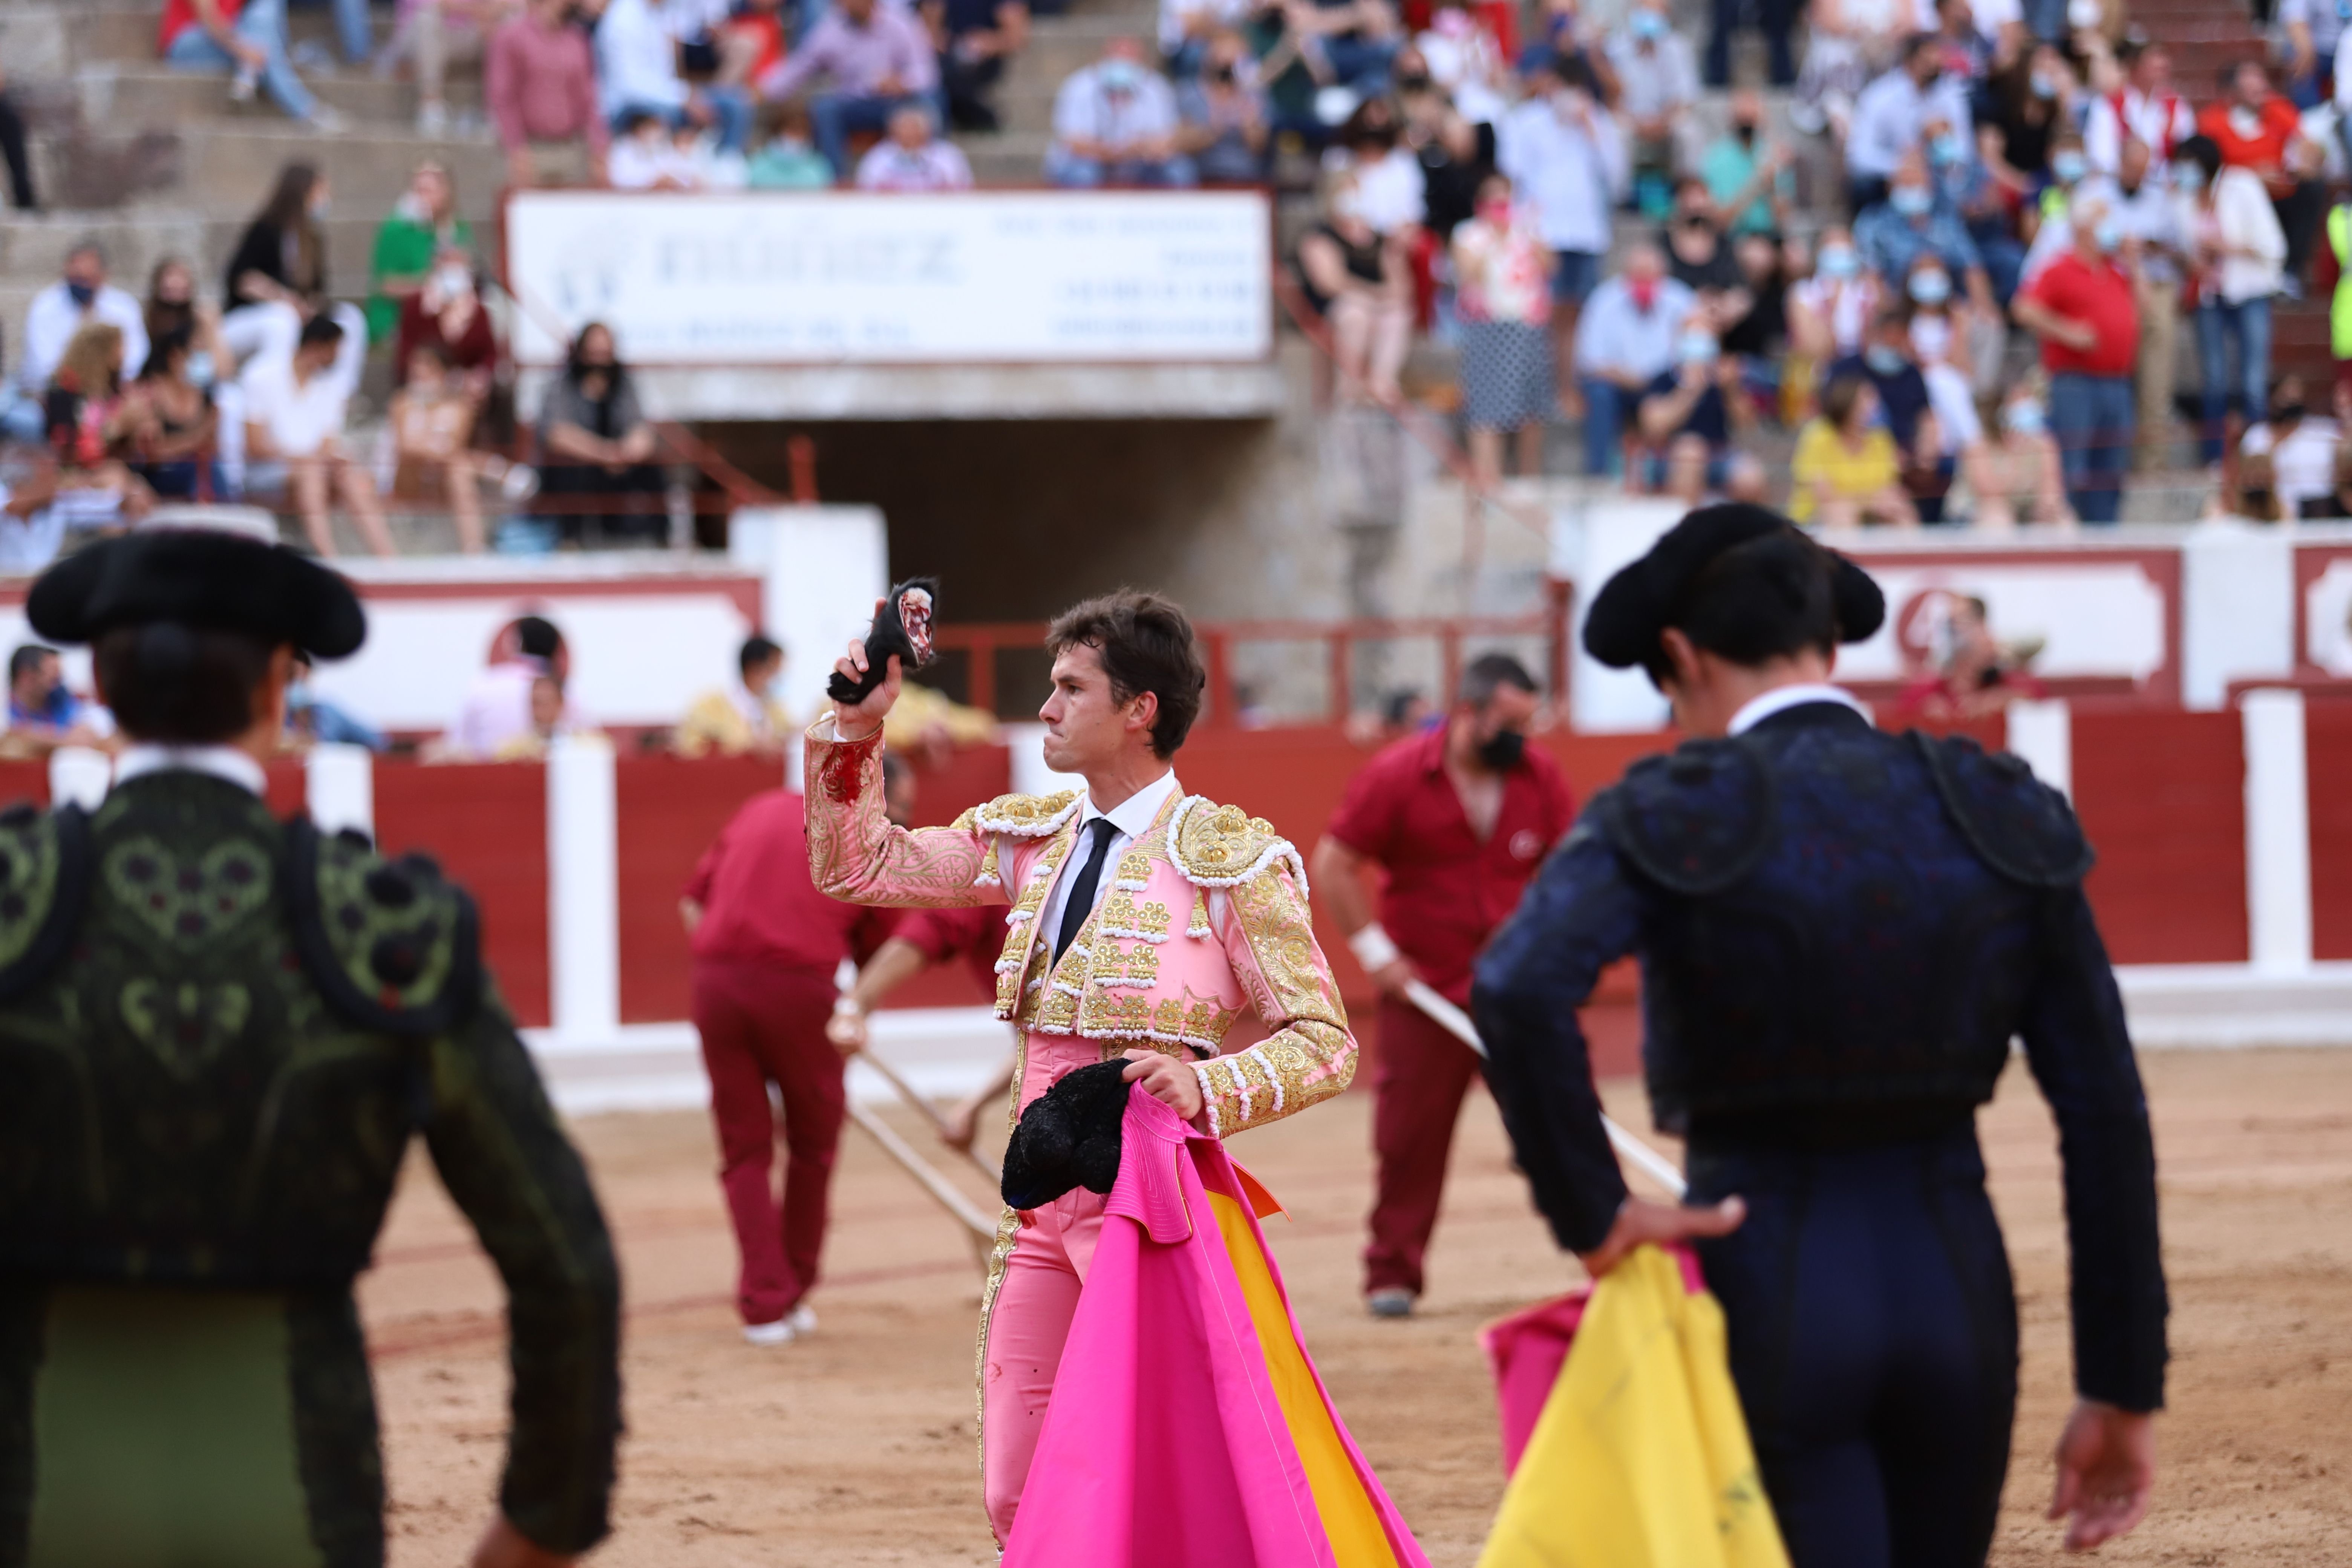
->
[2196,60,2326,288]
[680,755,914,1344]
[2016,194,2139,524]
[1312,654,1575,1317]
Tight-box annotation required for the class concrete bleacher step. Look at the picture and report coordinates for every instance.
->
[37,0,387,69]
[72,64,487,129]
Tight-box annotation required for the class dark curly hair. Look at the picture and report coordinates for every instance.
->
[1044,590,1207,760]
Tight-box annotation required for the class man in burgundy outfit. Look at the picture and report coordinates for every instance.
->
[1310,654,1575,1318]
[680,755,914,1344]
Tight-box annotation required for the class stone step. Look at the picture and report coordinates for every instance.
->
[958,130,1054,185]
[71,63,487,130]
[43,0,389,71]
[135,118,507,219]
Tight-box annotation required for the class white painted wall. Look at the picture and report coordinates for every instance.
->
[2242,689,2313,974]
[729,504,890,732]
[2182,520,2295,709]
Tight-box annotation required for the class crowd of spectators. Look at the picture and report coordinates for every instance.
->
[1266,0,2352,527]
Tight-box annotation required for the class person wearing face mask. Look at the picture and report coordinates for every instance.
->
[1663,177,1754,328]
[1787,226,1883,368]
[1854,152,1998,315]
[1924,110,2024,303]
[2196,60,2326,289]
[124,329,219,504]
[1603,0,1699,216]
[1043,38,1197,187]
[2084,40,2194,178]
[1828,307,1952,520]
[6,243,150,447]
[1312,653,1573,1320]
[678,634,795,758]
[1984,41,2070,193]
[1847,33,1975,210]
[1964,382,2073,526]
[366,160,475,347]
[1570,242,1695,476]
[2176,132,2286,464]
[2015,193,2140,522]
[1452,173,1555,485]
[1635,315,1752,486]
[1698,88,1795,238]
[1499,55,1628,403]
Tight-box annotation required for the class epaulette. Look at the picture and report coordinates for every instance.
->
[1594,739,1776,896]
[0,802,90,1001]
[956,789,1082,838]
[1912,731,2093,888]
[284,816,483,1037]
[1167,796,1307,897]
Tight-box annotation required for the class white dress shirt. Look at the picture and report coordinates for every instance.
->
[1845,68,1974,181]
[1497,95,1629,255]
[1727,683,1874,736]
[115,743,268,796]
[1036,768,1183,947]
[597,0,691,115]
[18,282,151,395]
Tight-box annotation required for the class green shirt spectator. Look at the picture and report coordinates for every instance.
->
[1697,89,1792,237]
[366,159,475,344]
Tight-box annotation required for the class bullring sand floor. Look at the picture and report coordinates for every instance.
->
[360,1047,2352,1565]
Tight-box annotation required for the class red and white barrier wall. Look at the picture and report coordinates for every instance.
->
[25,692,2348,1114]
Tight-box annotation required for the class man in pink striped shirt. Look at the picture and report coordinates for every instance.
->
[489,0,611,188]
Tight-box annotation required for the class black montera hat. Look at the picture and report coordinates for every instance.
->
[26,523,366,659]
[1583,502,1885,670]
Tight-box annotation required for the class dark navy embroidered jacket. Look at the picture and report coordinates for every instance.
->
[1472,700,2168,1412]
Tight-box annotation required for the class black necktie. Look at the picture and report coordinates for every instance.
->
[1053,819,1118,966]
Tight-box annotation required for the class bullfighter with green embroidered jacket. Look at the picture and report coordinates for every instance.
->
[0,522,620,1568]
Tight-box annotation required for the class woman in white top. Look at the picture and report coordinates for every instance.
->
[1785,227,1882,395]
[2237,372,2342,518]
[2177,131,2287,465]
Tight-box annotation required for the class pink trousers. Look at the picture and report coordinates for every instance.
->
[981,1034,1118,1542]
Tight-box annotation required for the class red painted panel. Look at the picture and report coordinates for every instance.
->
[0,763,47,810]
[262,758,307,819]
[2307,700,2352,960]
[615,754,782,1024]
[373,762,552,1027]
[2072,710,2247,964]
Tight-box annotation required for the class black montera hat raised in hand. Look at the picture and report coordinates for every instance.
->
[1583,502,1885,674]
[26,521,366,659]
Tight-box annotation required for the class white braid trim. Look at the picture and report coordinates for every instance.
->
[1097,923,1170,945]
[1006,908,1034,926]
[1166,795,1311,900]
[1113,877,1150,892]
[974,795,1083,838]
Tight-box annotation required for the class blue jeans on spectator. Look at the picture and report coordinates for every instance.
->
[1044,147,1199,187]
[165,0,318,120]
[1969,224,2025,304]
[2195,295,2272,463]
[807,90,931,175]
[292,0,374,63]
[2049,371,2134,524]
[1577,375,1632,477]
[1320,35,1400,94]
[0,391,42,446]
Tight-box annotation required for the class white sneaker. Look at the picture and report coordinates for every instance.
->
[785,1303,817,1337]
[416,100,448,136]
[228,65,259,103]
[498,461,540,503]
[303,105,353,134]
[1365,1288,1415,1319]
[742,1317,797,1347]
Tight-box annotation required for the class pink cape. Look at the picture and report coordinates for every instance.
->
[1003,1090,1431,1568]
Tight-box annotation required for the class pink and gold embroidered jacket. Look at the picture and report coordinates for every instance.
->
[804,716,1355,1139]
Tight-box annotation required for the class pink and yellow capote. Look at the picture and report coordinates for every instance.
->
[805,716,1426,1563]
